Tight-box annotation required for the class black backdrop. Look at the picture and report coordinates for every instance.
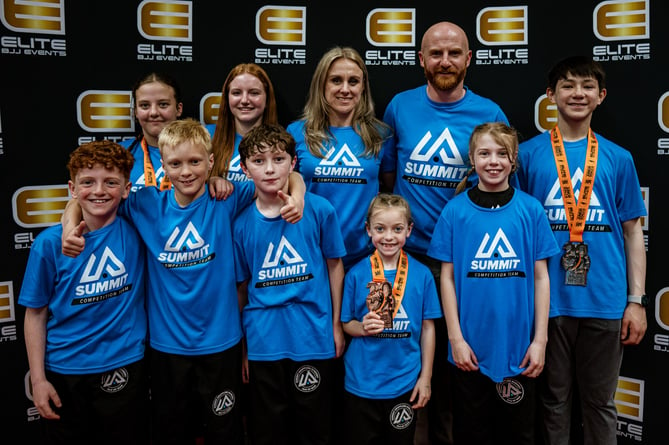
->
[1,1,667,442]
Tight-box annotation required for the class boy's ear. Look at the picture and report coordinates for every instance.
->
[240,160,251,178]
[597,87,607,105]
[68,180,77,198]
[122,180,132,199]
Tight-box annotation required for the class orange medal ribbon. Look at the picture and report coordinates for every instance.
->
[141,138,171,191]
[549,126,598,243]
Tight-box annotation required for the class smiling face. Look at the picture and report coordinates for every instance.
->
[471,133,514,192]
[324,57,364,126]
[69,165,130,229]
[548,73,606,126]
[161,141,213,206]
[134,81,183,146]
[366,207,412,266]
[228,73,267,132]
[419,22,472,93]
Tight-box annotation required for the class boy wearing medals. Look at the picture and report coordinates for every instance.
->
[516,56,647,445]
[341,194,442,444]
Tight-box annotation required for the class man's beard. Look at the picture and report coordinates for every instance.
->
[425,66,467,91]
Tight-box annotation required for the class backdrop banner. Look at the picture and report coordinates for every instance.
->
[1,1,666,443]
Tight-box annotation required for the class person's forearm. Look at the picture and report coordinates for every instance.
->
[533,259,550,345]
[24,307,48,383]
[420,320,436,380]
[288,171,305,198]
[623,218,646,296]
[440,263,464,343]
[327,258,345,323]
[61,198,82,233]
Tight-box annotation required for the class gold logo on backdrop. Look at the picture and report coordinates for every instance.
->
[12,185,70,228]
[366,8,415,47]
[639,187,648,231]
[476,6,527,45]
[593,0,649,41]
[0,282,15,323]
[200,93,222,125]
[138,0,191,41]
[255,6,306,45]
[659,92,669,133]
[615,377,644,421]
[656,288,669,330]
[0,0,64,34]
[534,94,558,133]
[77,91,134,132]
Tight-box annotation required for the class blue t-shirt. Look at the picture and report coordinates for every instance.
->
[288,120,385,269]
[341,254,442,398]
[516,131,647,319]
[428,189,559,382]
[233,192,347,361]
[381,85,508,255]
[19,217,147,374]
[120,182,255,355]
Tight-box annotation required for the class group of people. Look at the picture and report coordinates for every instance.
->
[19,19,647,445]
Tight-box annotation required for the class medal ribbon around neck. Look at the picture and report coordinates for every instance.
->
[550,126,598,243]
[141,137,172,191]
[370,249,408,318]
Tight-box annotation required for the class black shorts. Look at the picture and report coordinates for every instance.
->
[247,358,335,445]
[344,389,417,445]
[149,343,244,445]
[41,358,149,445]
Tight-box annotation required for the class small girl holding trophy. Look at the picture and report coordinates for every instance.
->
[340,193,442,444]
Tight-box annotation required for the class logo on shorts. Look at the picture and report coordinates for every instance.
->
[212,390,235,416]
[294,365,320,392]
[389,402,413,430]
[100,367,129,393]
[496,378,524,404]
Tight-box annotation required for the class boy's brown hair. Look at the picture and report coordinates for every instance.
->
[238,123,296,164]
[67,140,134,181]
